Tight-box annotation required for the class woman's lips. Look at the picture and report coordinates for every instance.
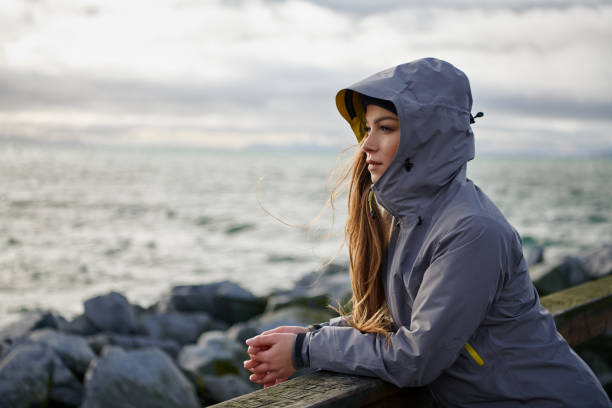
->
[367,159,382,171]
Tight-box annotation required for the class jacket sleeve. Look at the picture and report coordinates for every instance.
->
[309,315,351,331]
[300,215,507,387]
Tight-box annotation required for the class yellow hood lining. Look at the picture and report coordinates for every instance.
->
[336,89,367,142]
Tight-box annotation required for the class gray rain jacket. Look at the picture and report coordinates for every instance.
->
[298,58,610,407]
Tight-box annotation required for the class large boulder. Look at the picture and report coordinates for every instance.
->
[87,333,180,358]
[81,346,199,408]
[0,343,83,408]
[135,311,217,345]
[28,328,95,376]
[84,292,135,334]
[161,281,267,325]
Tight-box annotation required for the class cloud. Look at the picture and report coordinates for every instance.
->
[301,0,610,14]
[0,0,610,153]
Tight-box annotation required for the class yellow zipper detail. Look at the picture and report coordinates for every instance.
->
[368,190,375,218]
[465,342,484,366]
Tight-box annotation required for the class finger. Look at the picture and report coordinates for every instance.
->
[261,327,282,335]
[243,359,259,370]
[250,372,270,384]
[246,334,277,347]
[254,346,277,363]
[275,377,289,384]
[249,362,272,373]
[248,345,270,355]
[255,371,281,385]
[249,371,268,382]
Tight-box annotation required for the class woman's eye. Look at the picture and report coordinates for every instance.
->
[364,126,371,133]
[381,126,393,132]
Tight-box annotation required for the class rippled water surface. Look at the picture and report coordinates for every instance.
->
[1,143,611,327]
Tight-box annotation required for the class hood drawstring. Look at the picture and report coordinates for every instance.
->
[470,111,484,124]
[368,189,376,219]
[417,215,423,226]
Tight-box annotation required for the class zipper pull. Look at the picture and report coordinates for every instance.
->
[368,189,376,219]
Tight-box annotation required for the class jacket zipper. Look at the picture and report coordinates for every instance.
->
[464,342,484,366]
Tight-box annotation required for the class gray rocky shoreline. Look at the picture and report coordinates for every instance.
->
[1,244,610,407]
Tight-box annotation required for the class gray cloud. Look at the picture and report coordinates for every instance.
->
[1,0,610,153]
[2,66,610,122]
[476,91,612,121]
[263,0,609,14]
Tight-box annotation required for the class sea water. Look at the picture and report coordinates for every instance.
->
[1,143,611,327]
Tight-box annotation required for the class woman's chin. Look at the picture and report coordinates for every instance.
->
[370,172,380,184]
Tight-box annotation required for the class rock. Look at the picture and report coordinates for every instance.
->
[81,346,199,408]
[30,311,66,330]
[84,292,135,334]
[266,290,329,312]
[0,312,49,342]
[0,343,83,408]
[59,313,100,336]
[197,331,248,361]
[524,245,545,266]
[226,322,259,345]
[178,331,248,380]
[28,328,95,376]
[136,311,216,345]
[254,306,335,333]
[0,339,11,361]
[198,374,256,403]
[582,244,612,279]
[532,256,590,295]
[293,263,348,287]
[267,270,351,313]
[161,281,267,325]
[0,344,49,407]
[87,333,180,358]
[575,330,612,395]
[49,351,86,407]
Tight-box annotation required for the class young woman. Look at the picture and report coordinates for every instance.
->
[243,58,611,407]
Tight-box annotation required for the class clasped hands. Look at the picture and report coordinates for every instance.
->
[243,325,309,388]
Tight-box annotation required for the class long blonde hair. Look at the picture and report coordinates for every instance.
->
[332,147,392,340]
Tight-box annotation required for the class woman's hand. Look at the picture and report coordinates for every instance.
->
[244,333,297,386]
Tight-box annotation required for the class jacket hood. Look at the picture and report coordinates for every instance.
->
[336,57,476,218]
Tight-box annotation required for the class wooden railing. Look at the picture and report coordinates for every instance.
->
[212,275,612,408]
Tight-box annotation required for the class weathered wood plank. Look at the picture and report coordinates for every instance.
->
[541,274,612,346]
[212,275,612,407]
[210,370,425,408]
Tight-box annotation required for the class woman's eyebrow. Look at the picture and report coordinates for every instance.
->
[373,116,399,124]
[366,116,399,125]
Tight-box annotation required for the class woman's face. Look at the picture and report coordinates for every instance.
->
[362,104,400,184]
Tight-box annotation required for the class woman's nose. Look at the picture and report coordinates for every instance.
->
[361,133,377,153]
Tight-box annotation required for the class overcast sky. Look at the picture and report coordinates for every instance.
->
[1,0,611,154]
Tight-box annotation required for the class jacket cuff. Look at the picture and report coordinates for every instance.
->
[292,332,307,369]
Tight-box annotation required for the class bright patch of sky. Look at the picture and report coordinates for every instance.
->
[0,0,610,154]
